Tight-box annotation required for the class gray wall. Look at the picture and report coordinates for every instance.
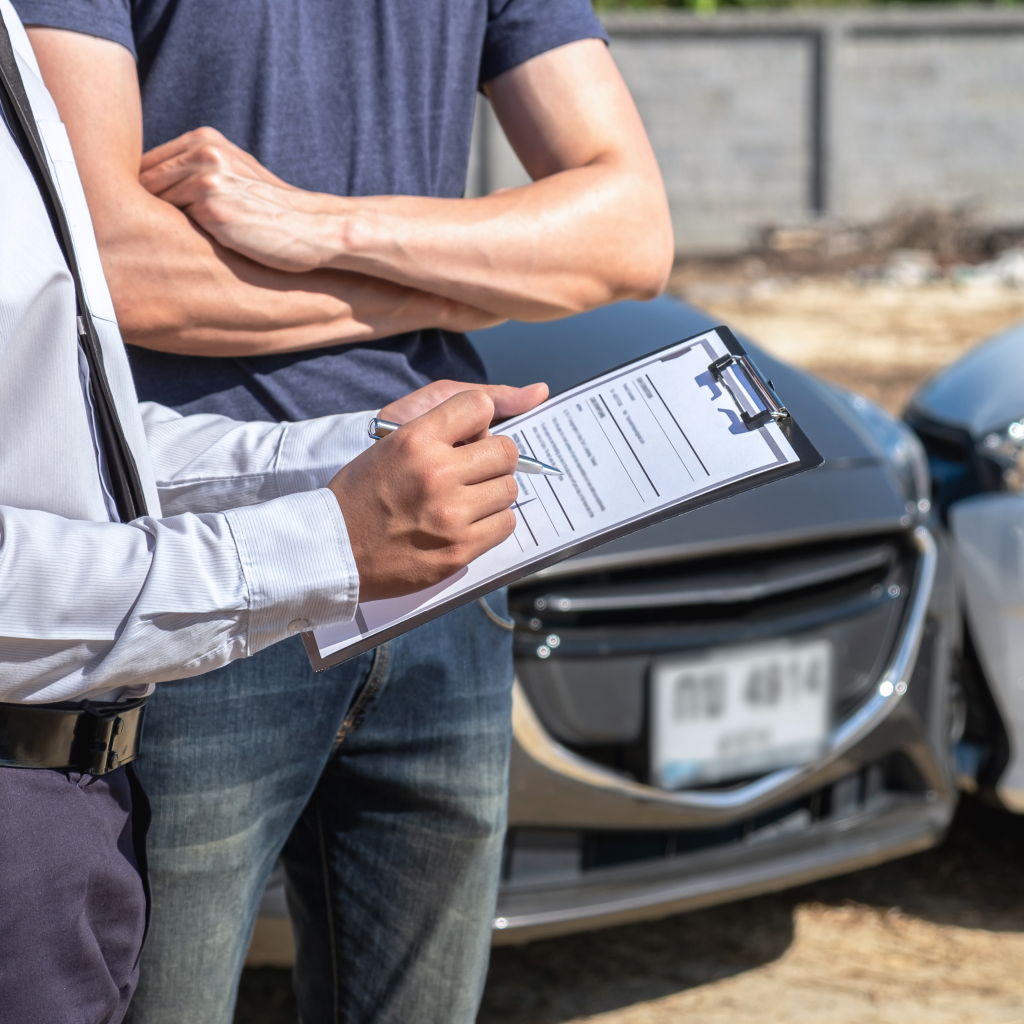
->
[467,6,1024,254]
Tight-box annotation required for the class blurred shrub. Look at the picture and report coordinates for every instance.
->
[595,0,1019,9]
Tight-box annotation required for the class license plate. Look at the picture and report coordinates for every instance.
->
[650,639,833,789]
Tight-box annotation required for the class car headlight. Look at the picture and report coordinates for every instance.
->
[978,418,1024,492]
[834,389,932,516]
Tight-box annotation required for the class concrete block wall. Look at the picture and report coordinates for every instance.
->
[466,6,1024,255]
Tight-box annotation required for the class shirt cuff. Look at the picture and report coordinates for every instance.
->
[274,411,378,496]
[223,488,360,655]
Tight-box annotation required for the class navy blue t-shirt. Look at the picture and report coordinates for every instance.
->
[14,0,607,420]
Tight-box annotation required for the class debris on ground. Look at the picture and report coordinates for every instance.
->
[669,258,1024,414]
[751,206,1024,280]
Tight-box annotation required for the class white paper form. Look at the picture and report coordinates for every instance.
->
[309,329,801,664]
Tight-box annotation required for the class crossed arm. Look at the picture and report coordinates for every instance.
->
[27,29,674,358]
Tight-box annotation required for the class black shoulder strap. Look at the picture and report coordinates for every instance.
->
[0,15,148,521]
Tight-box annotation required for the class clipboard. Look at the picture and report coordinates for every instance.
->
[303,325,822,670]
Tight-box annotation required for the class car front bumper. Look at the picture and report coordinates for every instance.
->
[495,526,957,943]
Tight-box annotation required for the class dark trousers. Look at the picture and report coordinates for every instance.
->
[0,764,150,1024]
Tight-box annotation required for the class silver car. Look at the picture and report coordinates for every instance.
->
[469,295,960,944]
[905,323,1024,811]
[252,296,961,956]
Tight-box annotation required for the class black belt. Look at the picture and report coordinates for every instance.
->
[0,697,147,775]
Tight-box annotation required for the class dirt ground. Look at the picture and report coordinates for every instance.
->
[667,263,1024,414]
[234,270,1024,1024]
[477,795,1024,1024]
[236,796,1024,1024]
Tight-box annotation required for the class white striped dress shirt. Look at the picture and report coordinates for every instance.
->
[0,0,372,703]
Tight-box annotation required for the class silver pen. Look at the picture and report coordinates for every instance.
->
[368,418,563,476]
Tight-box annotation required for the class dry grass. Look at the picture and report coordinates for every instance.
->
[668,270,1024,413]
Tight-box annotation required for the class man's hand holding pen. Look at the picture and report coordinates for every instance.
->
[330,384,547,602]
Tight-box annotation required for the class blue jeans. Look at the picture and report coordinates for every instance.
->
[123,592,514,1024]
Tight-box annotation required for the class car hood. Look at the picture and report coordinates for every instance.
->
[468,297,909,570]
[907,321,1024,439]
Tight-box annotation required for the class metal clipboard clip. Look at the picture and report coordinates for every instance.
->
[708,353,790,431]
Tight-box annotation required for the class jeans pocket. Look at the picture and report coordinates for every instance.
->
[476,590,515,632]
[334,642,392,745]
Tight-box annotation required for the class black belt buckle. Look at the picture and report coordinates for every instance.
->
[0,696,148,775]
[80,699,147,774]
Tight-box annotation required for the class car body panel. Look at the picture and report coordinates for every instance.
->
[507,528,948,827]
[470,298,909,571]
[949,493,1024,811]
[494,795,948,945]
[907,322,1024,810]
[470,297,959,942]
[527,466,907,581]
[250,297,960,958]
[492,520,956,941]
[911,322,1024,437]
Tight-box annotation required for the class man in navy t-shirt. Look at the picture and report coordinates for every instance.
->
[17,2,673,1020]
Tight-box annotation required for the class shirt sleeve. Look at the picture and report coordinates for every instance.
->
[481,0,609,85]
[0,402,380,703]
[0,403,379,703]
[0,488,360,703]
[140,401,376,515]
[10,0,137,59]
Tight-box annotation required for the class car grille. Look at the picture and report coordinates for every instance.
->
[509,533,915,786]
[501,759,907,886]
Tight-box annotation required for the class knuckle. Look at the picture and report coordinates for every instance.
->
[502,474,519,505]
[196,146,229,171]
[498,507,517,537]
[463,388,493,419]
[439,505,462,537]
[444,545,466,572]
[426,499,458,539]
[420,459,451,498]
[386,433,430,488]
[191,173,227,204]
[398,420,429,449]
[192,126,223,143]
[432,504,453,531]
[498,435,520,466]
[388,423,414,451]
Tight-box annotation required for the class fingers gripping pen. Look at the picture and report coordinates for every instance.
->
[367,418,563,476]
